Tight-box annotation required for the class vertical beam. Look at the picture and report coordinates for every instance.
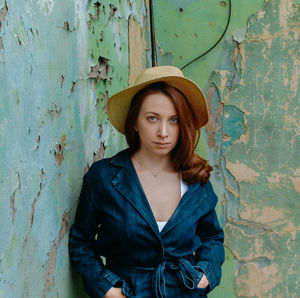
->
[149,0,157,67]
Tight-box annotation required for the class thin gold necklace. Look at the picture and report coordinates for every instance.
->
[133,157,172,178]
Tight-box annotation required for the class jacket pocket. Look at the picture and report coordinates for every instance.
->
[114,279,134,297]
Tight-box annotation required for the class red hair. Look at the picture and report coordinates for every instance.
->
[124,82,212,184]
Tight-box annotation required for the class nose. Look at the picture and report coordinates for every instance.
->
[158,121,168,138]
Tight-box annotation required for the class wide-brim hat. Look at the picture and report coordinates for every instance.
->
[107,66,208,134]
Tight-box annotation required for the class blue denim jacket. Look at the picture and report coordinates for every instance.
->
[68,149,225,298]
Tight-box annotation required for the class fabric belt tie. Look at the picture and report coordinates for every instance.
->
[107,258,202,298]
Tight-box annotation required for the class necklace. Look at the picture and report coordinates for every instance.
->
[133,158,172,178]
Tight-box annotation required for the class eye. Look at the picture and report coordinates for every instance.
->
[169,117,179,124]
[147,116,157,122]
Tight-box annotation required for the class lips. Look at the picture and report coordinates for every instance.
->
[154,142,171,147]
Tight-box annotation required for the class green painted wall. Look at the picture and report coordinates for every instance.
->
[0,0,150,297]
[0,0,299,297]
[153,0,299,296]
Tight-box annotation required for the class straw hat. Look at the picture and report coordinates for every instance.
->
[107,66,208,134]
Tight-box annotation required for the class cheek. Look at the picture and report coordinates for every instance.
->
[173,126,180,140]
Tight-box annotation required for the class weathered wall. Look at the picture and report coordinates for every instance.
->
[1,0,299,297]
[0,0,150,297]
[153,0,299,297]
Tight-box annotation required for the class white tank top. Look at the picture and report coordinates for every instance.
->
[156,176,188,233]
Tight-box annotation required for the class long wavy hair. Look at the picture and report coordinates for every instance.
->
[124,82,212,184]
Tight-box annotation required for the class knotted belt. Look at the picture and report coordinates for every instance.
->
[107,257,203,298]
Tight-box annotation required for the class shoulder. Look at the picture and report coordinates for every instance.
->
[197,179,218,208]
[84,148,130,181]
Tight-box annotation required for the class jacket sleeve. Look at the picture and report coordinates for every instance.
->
[194,182,225,293]
[68,174,121,298]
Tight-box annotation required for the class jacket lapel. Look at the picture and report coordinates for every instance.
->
[109,149,210,239]
[110,150,161,238]
[160,182,208,236]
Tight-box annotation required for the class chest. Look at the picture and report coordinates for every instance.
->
[137,172,181,221]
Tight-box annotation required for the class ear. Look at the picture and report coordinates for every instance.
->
[134,127,138,132]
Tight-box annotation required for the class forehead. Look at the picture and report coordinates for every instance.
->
[139,91,177,114]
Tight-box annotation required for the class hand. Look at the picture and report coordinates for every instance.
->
[197,274,209,289]
[104,287,126,298]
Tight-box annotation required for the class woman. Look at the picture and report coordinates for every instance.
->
[69,66,225,298]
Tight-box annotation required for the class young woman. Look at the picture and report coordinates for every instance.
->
[68,66,225,298]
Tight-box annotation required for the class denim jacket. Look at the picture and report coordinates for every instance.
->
[68,149,225,298]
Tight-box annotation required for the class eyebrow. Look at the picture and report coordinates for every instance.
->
[145,112,178,117]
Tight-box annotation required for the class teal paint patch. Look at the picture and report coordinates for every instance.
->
[222,105,247,153]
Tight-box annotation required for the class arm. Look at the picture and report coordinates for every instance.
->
[68,174,121,298]
[194,187,225,292]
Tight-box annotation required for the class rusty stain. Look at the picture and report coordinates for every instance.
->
[42,210,71,298]
[88,56,110,81]
[9,172,21,225]
[220,1,227,7]
[54,135,66,166]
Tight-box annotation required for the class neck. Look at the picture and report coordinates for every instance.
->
[132,149,173,172]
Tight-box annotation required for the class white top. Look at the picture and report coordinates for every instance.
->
[156,176,188,233]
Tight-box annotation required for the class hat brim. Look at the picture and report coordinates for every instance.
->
[107,76,208,134]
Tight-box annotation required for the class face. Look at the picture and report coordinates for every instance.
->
[135,91,180,157]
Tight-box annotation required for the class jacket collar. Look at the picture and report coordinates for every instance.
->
[110,148,208,238]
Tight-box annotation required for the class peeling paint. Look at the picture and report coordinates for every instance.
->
[9,172,21,225]
[1,0,298,296]
[226,161,260,183]
[42,210,71,298]
[88,56,110,81]
[0,1,8,49]
[47,103,62,119]
[153,0,300,296]
[54,135,66,166]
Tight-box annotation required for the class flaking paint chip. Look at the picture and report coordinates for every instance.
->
[88,56,110,81]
